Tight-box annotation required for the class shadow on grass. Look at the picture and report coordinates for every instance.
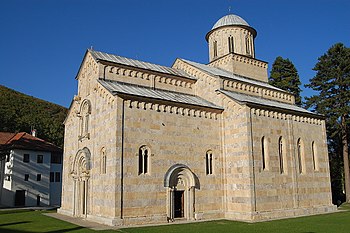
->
[0,221,31,233]
[0,221,31,227]
[0,226,85,233]
[0,210,32,215]
[46,226,86,233]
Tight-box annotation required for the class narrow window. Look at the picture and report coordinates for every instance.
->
[278,137,284,174]
[79,117,84,137]
[213,41,218,58]
[206,150,213,175]
[144,149,148,174]
[261,137,266,170]
[55,172,61,182]
[297,138,303,173]
[312,141,318,171]
[23,154,30,163]
[84,114,89,134]
[209,154,213,174]
[138,148,143,175]
[24,174,29,181]
[6,154,10,162]
[138,146,150,175]
[6,175,11,181]
[50,172,54,182]
[37,174,41,181]
[246,36,251,55]
[37,155,43,163]
[79,100,91,139]
[228,36,234,53]
[101,148,106,174]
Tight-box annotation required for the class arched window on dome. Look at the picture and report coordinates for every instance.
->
[213,41,218,58]
[245,35,251,56]
[228,36,234,53]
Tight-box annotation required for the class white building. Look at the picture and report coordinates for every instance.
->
[0,132,63,207]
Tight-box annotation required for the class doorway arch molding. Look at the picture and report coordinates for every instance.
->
[164,164,200,221]
[71,147,91,218]
[163,164,200,189]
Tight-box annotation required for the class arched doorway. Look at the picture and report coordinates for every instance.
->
[164,164,200,221]
[70,147,91,218]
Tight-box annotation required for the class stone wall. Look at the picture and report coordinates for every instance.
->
[119,97,223,224]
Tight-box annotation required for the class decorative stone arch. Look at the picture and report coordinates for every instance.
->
[72,147,91,175]
[164,164,200,221]
[71,147,91,218]
[79,99,92,139]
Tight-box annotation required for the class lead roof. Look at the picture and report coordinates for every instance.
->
[180,58,286,92]
[219,90,318,116]
[89,50,195,80]
[98,79,223,110]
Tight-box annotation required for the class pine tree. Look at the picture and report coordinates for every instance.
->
[305,43,350,203]
[269,56,302,106]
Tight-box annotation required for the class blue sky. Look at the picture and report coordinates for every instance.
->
[1,0,349,108]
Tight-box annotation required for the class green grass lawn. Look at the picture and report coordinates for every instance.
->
[0,204,349,233]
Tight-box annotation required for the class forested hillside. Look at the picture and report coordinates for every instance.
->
[0,85,67,148]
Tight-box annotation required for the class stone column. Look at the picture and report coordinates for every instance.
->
[189,187,195,220]
[72,177,77,216]
[169,189,174,220]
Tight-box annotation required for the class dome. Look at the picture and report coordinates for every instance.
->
[211,14,250,30]
[206,14,256,41]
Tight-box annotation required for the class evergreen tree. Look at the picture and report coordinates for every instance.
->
[269,56,302,106]
[305,43,350,203]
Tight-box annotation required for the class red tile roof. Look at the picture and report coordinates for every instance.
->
[0,132,16,144]
[0,132,62,153]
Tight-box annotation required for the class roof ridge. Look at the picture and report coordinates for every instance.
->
[90,49,168,69]
[88,50,195,80]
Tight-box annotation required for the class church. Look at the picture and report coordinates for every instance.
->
[58,13,336,226]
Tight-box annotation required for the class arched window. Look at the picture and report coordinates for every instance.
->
[312,141,318,171]
[213,41,218,58]
[100,147,106,174]
[138,146,150,175]
[245,36,251,55]
[228,36,234,53]
[206,150,213,175]
[79,100,91,140]
[261,136,268,171]
[278,136,284,174]
[297,138,304,174]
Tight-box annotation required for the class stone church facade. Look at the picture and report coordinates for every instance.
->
[58,14,336,226]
